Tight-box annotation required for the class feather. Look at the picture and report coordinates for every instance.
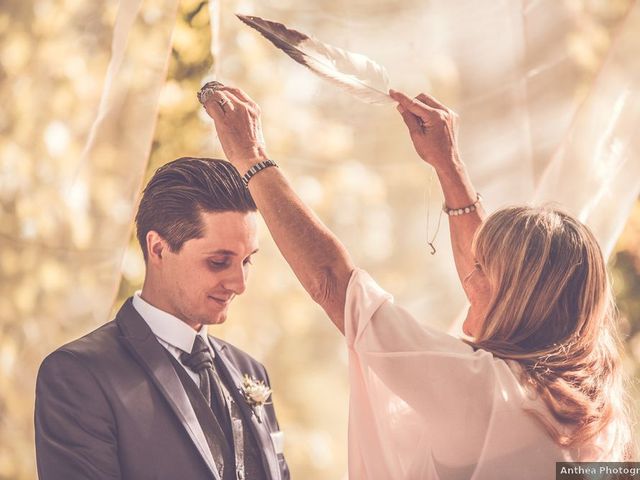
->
[236,14,392,105]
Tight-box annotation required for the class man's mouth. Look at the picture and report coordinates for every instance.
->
[208,295,232,307]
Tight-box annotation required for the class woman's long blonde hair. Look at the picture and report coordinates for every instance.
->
[467,206,634,459]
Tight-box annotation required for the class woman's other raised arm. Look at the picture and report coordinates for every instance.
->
[389,89,485,285]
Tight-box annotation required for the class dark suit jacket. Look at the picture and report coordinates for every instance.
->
[35,298,290,480]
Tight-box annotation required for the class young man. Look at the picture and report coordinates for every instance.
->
[35,158,289,480]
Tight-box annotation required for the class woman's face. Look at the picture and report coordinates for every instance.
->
[462,262,492,337]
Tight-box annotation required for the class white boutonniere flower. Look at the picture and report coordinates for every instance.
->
[240,374,272,423]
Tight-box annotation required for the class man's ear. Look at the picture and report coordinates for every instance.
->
[146,231,166,264]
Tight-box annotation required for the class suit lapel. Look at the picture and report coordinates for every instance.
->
[115,299,221,480]
[209,337,281,480]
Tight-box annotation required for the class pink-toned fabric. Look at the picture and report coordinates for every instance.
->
[345,269,612,480]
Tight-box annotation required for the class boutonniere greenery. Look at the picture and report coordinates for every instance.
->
[240,374,272,423]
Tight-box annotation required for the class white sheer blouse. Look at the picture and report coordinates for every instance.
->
[345,269,613,480]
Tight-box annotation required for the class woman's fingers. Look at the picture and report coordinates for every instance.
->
[391,90,434,135]
[415,92,447,112]
[389,89,438,122]
[221,86,254,105]
[416,93,458,127]
[389,89,425,116]
[207,86,262,122]
[203,89,236,120]
[219,88,246,109]
[224,87,262,118]
[200,82,263,125]
[397,104,425,135]
[390,89,457,126]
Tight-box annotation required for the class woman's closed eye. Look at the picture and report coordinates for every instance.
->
[464,262,480,281]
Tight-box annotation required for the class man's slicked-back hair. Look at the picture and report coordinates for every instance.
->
[135,157,257,261]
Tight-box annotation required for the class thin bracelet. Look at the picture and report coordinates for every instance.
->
[242,159,278,187]
[442,193,482,216]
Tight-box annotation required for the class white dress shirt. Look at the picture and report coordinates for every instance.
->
[133,292,287,460]
[132,291,213,387]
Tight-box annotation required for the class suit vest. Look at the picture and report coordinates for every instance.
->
[166,351,267,480]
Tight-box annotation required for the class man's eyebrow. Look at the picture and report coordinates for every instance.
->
[205,248,260,256]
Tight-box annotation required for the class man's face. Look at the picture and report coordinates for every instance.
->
[155,210,259,330]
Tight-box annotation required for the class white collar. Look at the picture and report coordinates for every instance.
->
[132,291,210,354]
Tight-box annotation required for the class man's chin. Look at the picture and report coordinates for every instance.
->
[203,311,228,326]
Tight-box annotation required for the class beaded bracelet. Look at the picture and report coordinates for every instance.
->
[442,193,482,216]
[242,159,278,187]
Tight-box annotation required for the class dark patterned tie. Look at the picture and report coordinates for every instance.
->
[180,336,232,442]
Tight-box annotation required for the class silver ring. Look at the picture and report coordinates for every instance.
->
[197,81,225,105]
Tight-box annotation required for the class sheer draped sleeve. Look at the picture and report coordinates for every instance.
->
[344,269,583,480]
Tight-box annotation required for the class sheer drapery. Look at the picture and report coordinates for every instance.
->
[533,0,640,258]
[1,0,638,478]
[1,0,179,474]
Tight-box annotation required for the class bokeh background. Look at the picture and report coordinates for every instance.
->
[1,0,640,478]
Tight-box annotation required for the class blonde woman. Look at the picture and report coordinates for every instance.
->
[201,83,635,479]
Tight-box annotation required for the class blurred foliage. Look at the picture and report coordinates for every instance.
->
[612,202,640,460]
[0,0,639,479]
[612,201,640,395]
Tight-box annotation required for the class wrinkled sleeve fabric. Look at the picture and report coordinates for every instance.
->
[35,350,122,480]
[344,269,521,480]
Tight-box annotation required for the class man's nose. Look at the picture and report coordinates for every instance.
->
[221,264,248,295]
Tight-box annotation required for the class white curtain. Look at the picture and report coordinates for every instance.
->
[1,0,180,474]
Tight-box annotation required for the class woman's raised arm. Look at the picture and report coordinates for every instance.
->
[202,84,354,333]
[389,89,485,285]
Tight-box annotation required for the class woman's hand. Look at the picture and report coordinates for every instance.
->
[389,89,460,172]
[200,83,268,175]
